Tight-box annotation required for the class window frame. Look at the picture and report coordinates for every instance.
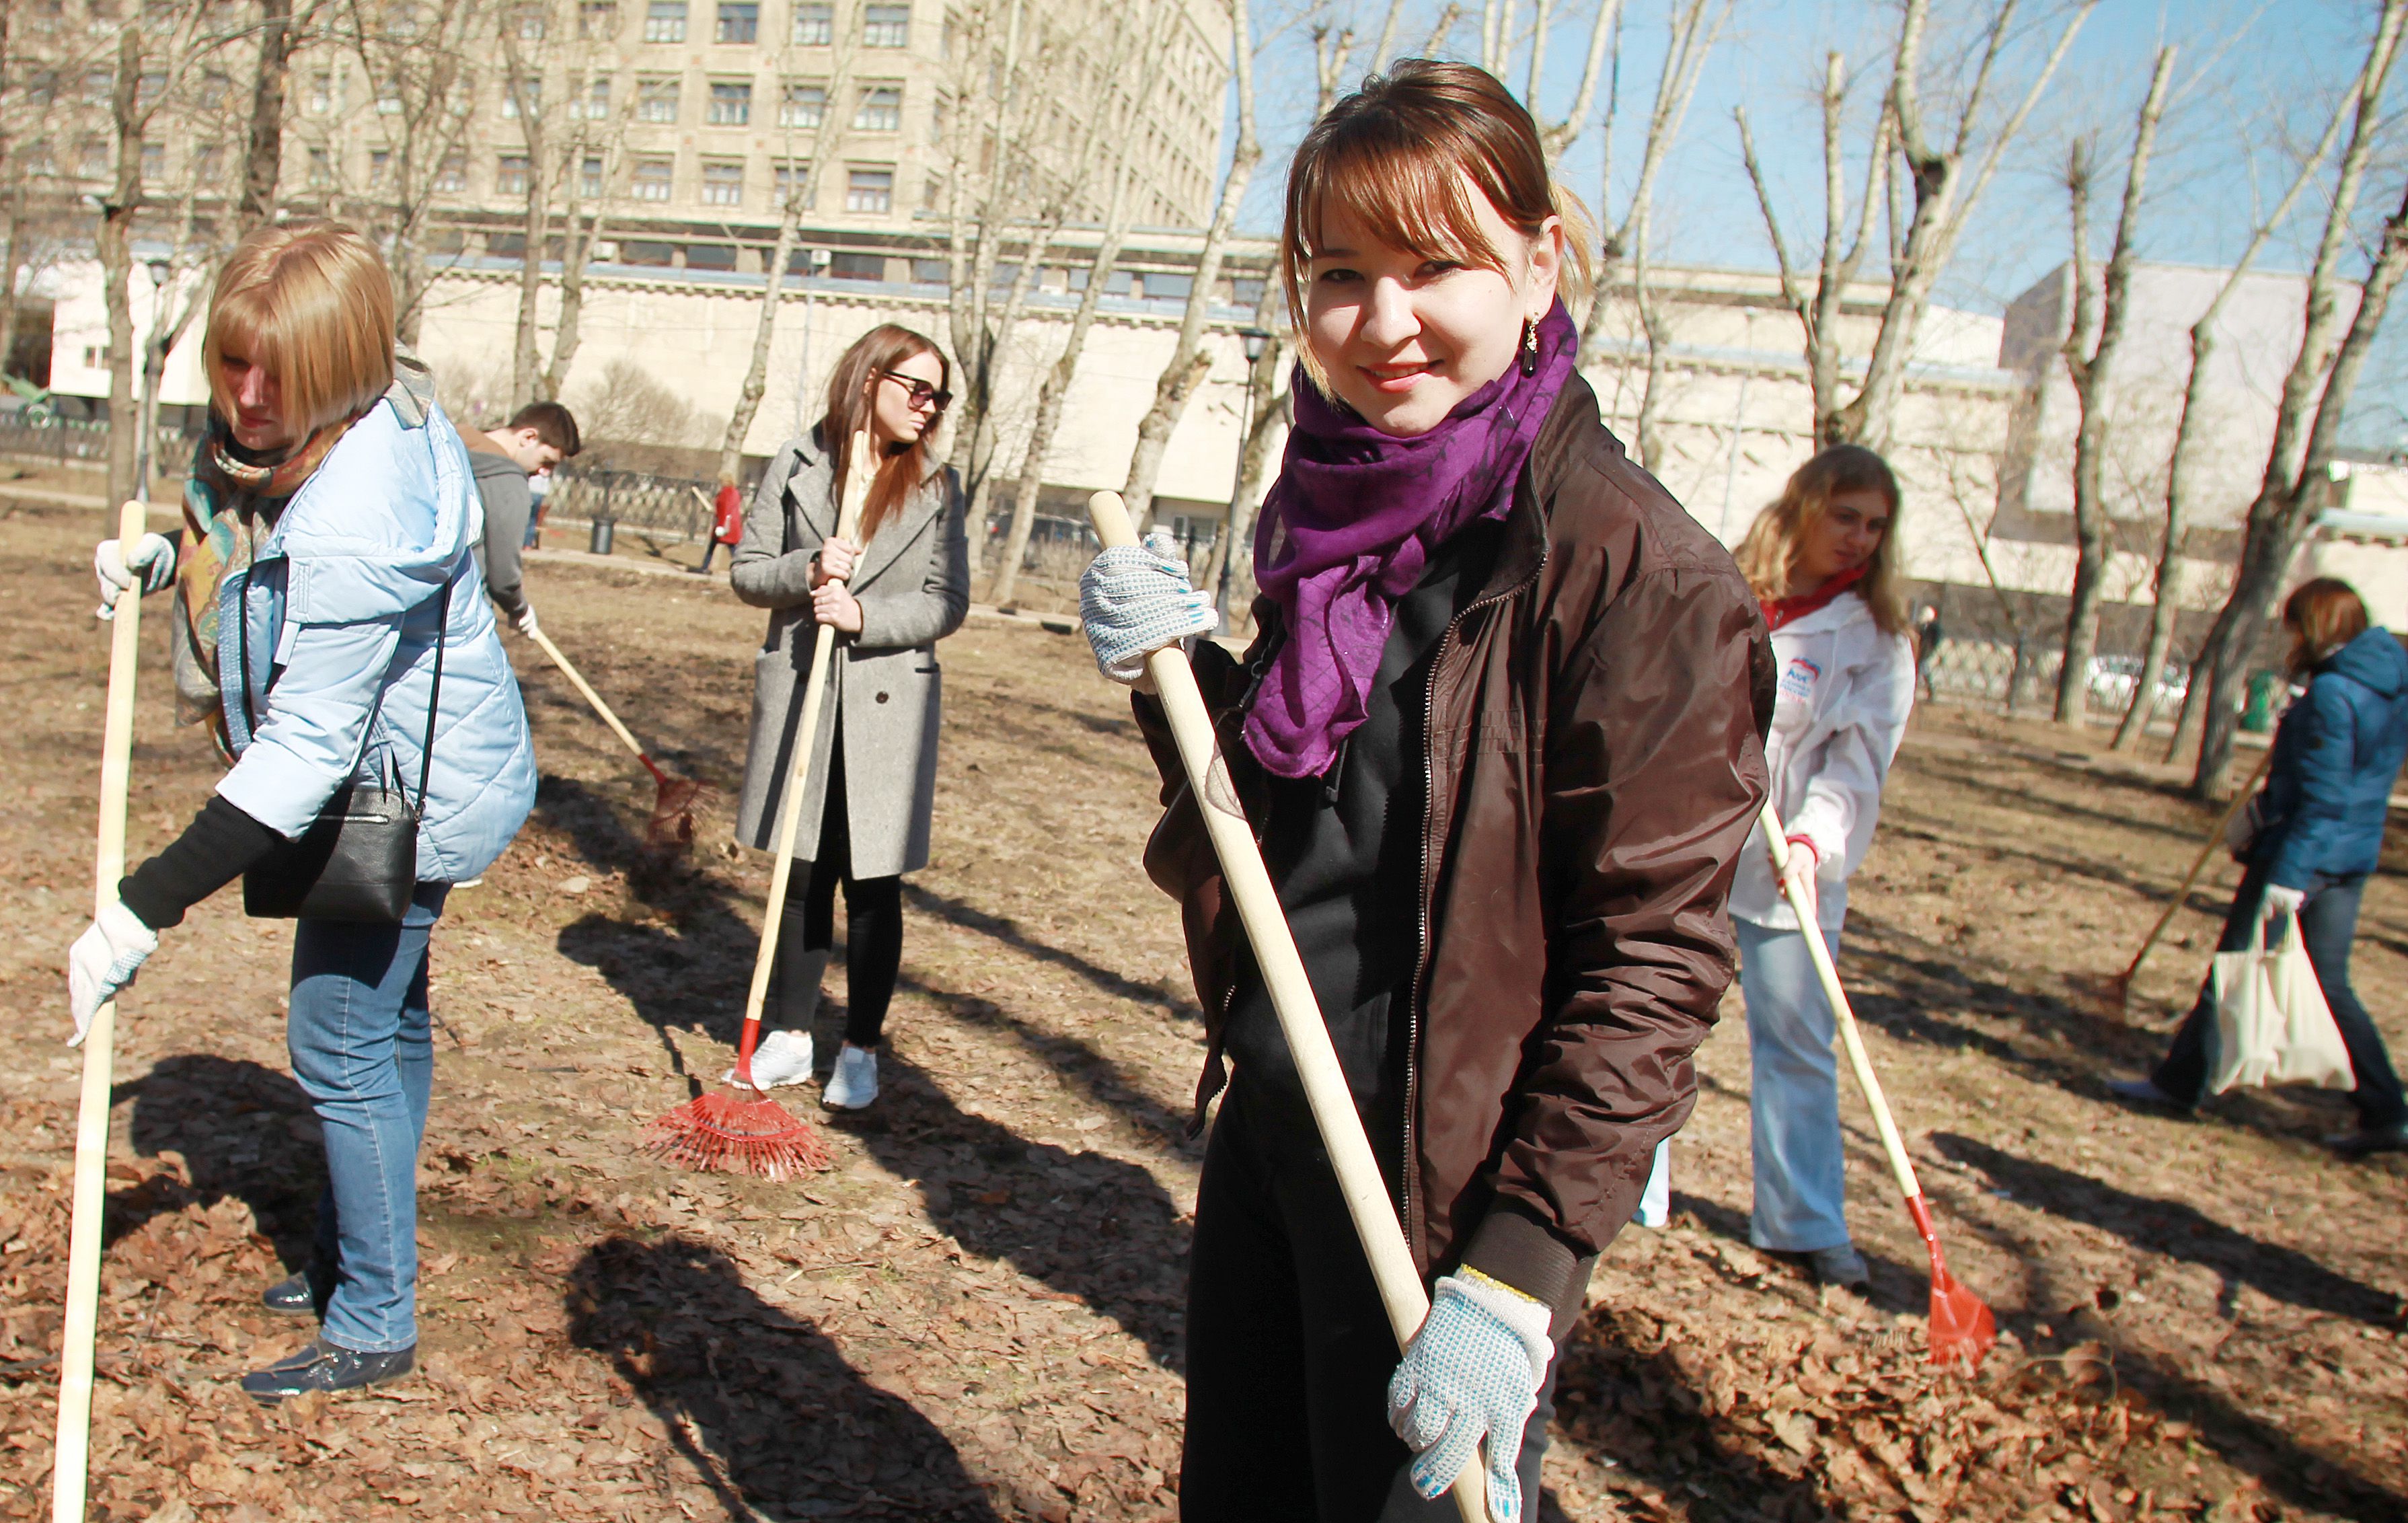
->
[713,0,757,42]
[700,157,744,206]
[861,3,908,47]
[706,79,752,125]
[844,165,893,214]
[642,0,687,42]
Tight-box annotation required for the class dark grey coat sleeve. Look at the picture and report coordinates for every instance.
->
[473,467,534,622]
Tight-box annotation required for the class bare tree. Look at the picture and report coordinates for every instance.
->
[239,0,299,230]
[1199,275,1288,618]
[716,1,859,481]
[503,3,558,412]
[2177,0,2408,794]
[1740,0,2092,453]
[533,63,632,402]
[2109,69,2368,751]
[342,0,488,344]
[1123,0,1262,531]
[2050,46,2173,726]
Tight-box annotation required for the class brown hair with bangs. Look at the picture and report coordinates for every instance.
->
[203,219,396,441]
[1735,445,1909,637]
[1281,59,1595,379]
[2283,577,2370,673]
[819,324,950,546]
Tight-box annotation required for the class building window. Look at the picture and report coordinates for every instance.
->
[929,91,946,145]
[637,75,679,122]
[77,139,109,179]
[852,84,899,132]
[862,3,907,46]
[369,149,390,188]
[195,69,229,109]
[632,156,673,200]
[194,144,224,182]
[141,141,165,183]
[498,153,531,195]
[921,173,942,211]
[829,251,884,280]
[845,166,892,213]
[773,161,813,207]
[25,141,56,179]
[435,151,467,191]
[515,3,546,37]
[778,81,824,128]
[707,80,751,124]
[579,155,604,198]
[579,0,618,37]
[137,71,166,108]
[714,0,756,42]
[307,147,334,188]
[305,70,334,114]
[642,0,686,42]
[83,70,112,106]
[571,75,610,118]
[502,75,541,117]
[26,71,57,108]
[790,1,830,44]
[701,158,743,205]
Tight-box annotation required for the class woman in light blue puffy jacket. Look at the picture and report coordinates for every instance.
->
[70,221,535,1403]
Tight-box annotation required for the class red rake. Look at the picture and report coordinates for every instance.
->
[1762,805,1998,1368]
[646,430,872,1179]
[526,626,708,850]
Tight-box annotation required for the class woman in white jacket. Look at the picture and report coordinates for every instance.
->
[1707,445,1916,1286]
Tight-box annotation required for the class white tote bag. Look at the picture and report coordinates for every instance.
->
[2207,909,2356,1094]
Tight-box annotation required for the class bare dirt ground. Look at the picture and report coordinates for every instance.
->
[0,493,2401,1522]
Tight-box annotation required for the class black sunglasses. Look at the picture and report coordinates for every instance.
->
[878,369,951,411]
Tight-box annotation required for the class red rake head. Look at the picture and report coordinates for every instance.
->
[643,776,708,851]
[648,1088,831,1179]
[1926,1250,1998,1368]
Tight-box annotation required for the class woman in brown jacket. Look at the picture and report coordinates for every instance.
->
[1080,61,1771,1523]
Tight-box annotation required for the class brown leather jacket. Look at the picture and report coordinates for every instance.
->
[1135,376,1774,1308]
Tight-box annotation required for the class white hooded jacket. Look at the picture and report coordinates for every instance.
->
[1727,589,1915,932]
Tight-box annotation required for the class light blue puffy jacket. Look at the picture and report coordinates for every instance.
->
[214,381,537,884]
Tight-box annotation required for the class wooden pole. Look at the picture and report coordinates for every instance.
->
[2116,743,2275,998]
[1085,491,1489,1523]
[54,498,151,1523]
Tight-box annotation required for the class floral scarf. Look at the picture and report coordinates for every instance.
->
[172,416,352,757]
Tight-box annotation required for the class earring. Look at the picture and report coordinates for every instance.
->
[1519,317,1540,376]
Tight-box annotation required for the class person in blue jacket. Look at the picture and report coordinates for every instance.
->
[2113,578,2408,1157]
[73,220,537,1399]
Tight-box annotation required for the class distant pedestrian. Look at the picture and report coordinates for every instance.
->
[1721,445,1917,1290]
[464,400,581,638]
[1914,601,1943,700]
[698,470,743,574]
[523,468,550,549]
[2111,579,2408,1157]
[729,324,967,1112]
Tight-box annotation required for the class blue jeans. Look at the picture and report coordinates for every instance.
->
[1737,916,1851,1254]
[2153,866,2406,1126]
[288,883,448,1353]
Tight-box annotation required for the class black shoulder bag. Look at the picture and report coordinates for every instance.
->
[242,582,452,924]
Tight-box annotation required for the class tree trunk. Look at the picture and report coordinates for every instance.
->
[240,0,295,232]
[509,85,550,412]
[1208,372,1287,633]
[538,194,606,403]
[1121,0,1260,531]
[1200,278,1285,609]
[101,24,143,507]
[717,198,809,483]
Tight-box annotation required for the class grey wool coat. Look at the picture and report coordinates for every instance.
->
[731,427,971,877]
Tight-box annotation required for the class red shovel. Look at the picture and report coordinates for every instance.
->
[1762,805,1996,1366]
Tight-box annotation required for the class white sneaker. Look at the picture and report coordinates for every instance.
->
[722,1029,814,1088]
[822,1044,879,1110]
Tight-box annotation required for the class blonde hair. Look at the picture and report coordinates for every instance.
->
[2284,577,2370,673]
[1281,60,1595,394]
[1735,445,1909,637]
[203,219,396,439]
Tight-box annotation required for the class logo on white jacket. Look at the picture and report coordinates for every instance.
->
[1778,657,1823,703]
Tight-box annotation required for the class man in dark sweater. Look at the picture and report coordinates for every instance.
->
[464,401,580,636]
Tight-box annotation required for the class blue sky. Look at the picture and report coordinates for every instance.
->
[1228,0,2408,443]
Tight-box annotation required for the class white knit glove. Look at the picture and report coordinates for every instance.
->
[1078,531,1216,684]
[514,603,541,638]
[1387,1270,1553,1522]
[93,533,176,620]
[68,901,159,1045]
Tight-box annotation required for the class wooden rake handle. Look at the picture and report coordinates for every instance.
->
[54,499,151,1523]
[526,626,659,776]
[738,432,872,1066]
[1088,492,1489,1523]
[1759,805,1924,1208]
[2120,743,2276,988]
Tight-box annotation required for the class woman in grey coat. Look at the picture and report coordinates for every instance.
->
[730,324,969,1109]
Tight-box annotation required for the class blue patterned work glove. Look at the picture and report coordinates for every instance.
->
[1078,531,1217,684]
[1387,1269,1554,1523]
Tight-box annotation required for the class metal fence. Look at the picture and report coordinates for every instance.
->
[0,413,202,477]
[543,468,716,544]
[1914,636,2196,727]
[975,508,1225,592]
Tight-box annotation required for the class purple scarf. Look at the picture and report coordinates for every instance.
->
[1246,299,1578,778]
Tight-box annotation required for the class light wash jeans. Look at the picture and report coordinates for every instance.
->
[287,883,448,1353]
[1737,916,1850,1255]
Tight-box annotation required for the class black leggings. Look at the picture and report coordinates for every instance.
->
[776,745,903,1048]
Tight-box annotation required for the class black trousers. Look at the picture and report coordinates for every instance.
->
[1181,1081,1568,1523]
[774,743,903,1048]
[2152,862,2407,1126]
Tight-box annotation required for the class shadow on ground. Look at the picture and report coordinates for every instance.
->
[565,1232,1010,1521]
[116,1053,323,1267]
